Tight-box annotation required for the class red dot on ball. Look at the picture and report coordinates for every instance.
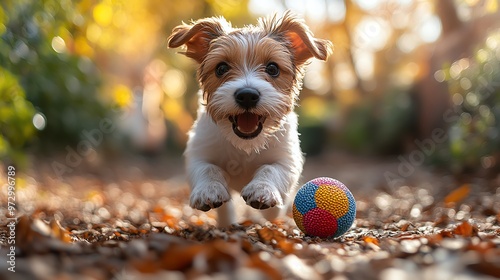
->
[302,208,338,238]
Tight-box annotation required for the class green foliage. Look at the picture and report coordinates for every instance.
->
[339,90,414,154]
[0,67,36,163]
[0,0,112,151]
[432,32,500,173]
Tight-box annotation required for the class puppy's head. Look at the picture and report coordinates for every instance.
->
[168,11,332,153]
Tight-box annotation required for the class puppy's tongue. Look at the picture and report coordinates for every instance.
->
[237,112,259,133]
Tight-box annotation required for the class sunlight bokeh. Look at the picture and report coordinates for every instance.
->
[1,0,499,174]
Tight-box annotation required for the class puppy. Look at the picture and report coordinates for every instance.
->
[168,11,332,227]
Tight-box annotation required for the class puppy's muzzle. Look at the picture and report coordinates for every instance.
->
[229,88,265,139]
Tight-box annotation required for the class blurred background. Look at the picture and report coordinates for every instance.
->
[1,0,500,178]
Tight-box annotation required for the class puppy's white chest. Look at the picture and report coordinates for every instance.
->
[218,148,264,189]
[185,109,295,190]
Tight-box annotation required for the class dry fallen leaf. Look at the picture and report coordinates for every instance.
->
[363,236,380,246]
[160,239,243,274]
[247,252,282,280]
[3,156,500,280]
[161,243,205,271]
[132,257,162,274]
[50,219,72,243]
[257,227,286,244]
[276,239,296,255]
[466,240,495,254]
[400,222,410,232]
[453,221,477,237]
[14,215,75,253]
[444,184,470,206]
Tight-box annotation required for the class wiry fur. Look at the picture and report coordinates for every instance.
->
[168,11,332,227]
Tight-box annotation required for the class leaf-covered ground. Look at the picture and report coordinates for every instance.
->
[1,152,499,280]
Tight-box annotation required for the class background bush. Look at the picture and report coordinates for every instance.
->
[0,67,35,164]
[431,31,500,174]
[0,0,112,161]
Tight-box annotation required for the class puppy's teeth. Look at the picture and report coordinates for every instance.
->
[237,126,258,133]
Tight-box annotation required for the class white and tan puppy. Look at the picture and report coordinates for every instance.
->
[168,11,332,227]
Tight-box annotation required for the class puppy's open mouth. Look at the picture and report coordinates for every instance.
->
[229,113,265,139]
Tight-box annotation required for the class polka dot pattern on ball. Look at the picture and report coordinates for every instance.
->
[293,177,356,238]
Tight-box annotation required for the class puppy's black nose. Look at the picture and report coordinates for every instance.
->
[235,88,260,109]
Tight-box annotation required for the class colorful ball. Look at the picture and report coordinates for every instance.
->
[293,177,356,238]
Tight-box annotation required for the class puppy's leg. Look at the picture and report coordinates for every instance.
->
[260,207,282,222]
[188,162,231,212]
[216,199,236,228]
[241,163,298,210]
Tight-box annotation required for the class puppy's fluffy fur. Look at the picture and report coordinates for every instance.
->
[168,11,332,227]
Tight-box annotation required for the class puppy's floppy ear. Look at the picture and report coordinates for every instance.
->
[262,11,333,65]
[168,17,231,63]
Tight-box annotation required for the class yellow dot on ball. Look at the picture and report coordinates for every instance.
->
[315,185,349,218]
[292,204,305,233]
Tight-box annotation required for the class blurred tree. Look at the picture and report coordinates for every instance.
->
[0,0,253,157]
[409,0,500,174]
[297,0,426,154]
[293,0,499,159]
[0,0,111,152]
[431,29,500,174]
[413,0,500,141]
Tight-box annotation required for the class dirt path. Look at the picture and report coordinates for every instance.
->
[1,151,499,279]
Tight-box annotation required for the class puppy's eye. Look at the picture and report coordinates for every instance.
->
[265,62,280,77]
[215,62,230,77]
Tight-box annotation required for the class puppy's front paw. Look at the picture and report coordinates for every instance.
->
[190,182,231,212]
[241,182,283,210]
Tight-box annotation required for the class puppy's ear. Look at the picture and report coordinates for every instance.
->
[168,17,231,63]
[262,11,333,65]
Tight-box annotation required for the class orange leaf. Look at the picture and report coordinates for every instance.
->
[50,220,72,243]
[453,221,477,237]
[161,243,204,271]
[152,205,164,213]
[257,227,286,244]
[400,223,410,231]
[241,238,254,254]
[466,240,495,254]
[444,184,470,206]
[132,259,162,273]
[247,253,282,280]
[426,233,443,245]
[440,230,454,238]
[363,236,380,246]
[277,239,296,255]
[160,240,241,272]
